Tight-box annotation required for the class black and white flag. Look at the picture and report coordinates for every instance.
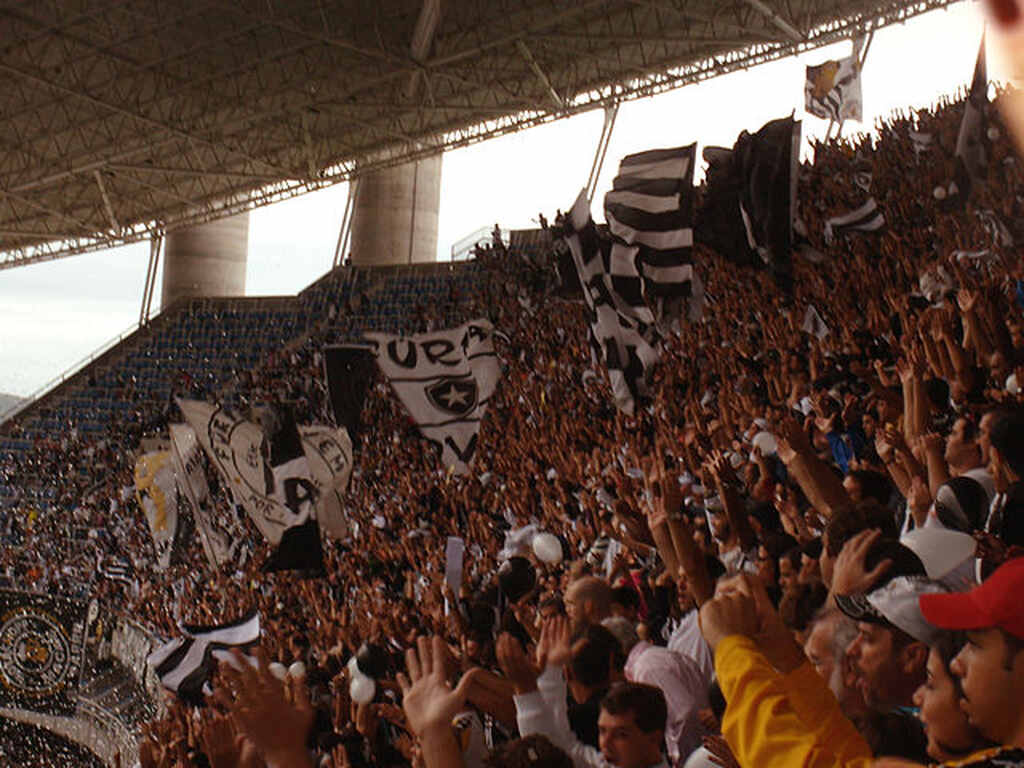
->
[0,590,87,715]
[134,451,179,571]
[824,197,886,246]
[952,34,989,205]
[805,55,863,122]
[604,144,703,323]
[97,555,134,585]
[177,399,323,574]
[366,320,502,474]
[299,425,354,539]
[169,424,237,569]
[147,611,259,706]
[564,189,660,415]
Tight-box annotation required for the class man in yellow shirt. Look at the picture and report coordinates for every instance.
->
[699,559,1024,768]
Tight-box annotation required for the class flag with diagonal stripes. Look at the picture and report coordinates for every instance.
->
[147,611,259,706]
[824,197,886,246]
[564,189,660,415]
[604,144,703,325]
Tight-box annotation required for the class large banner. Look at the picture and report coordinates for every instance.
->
[177,399,323,573]
[0,591,87,715]
[169,423,236,568]
[134,451,179,571]
[366,320,503,474]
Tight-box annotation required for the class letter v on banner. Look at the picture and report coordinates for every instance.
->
[366,320,503,474]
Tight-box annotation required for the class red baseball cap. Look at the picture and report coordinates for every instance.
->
[919,557,1024,640]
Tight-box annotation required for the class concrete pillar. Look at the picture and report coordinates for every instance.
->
[349,154,442,266]
[160,211,249,309]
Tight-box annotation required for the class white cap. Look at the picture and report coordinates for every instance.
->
[836,576,950,645]
[901,526,978,590]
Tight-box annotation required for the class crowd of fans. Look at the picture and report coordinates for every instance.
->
[1,45,1024,768]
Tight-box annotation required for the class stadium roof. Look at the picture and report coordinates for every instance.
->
[0,0,955,270]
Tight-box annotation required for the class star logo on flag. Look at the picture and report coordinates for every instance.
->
[426,378,478,417]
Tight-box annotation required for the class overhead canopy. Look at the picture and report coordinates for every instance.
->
[0,0,955,269]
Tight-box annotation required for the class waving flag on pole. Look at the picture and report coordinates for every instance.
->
[148,611,259,706]
[604,144,702,324]
[564,189,660,414]
[951,33,989,205]
[134,451,180,571]
[177,399,323,574]
[169,423,236,569]
[299,425,354,539]
[366,320,502,474]
[805,55,863,122]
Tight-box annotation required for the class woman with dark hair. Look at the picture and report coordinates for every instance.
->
[912,632,994,763]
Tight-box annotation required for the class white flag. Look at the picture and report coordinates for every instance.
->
[177,400,310,546]
[134,451,179,571]
[169,423,236,568]
[299,425,353,539]
[366,320,502,474]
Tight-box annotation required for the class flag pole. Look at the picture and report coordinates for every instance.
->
[587,102,620,203]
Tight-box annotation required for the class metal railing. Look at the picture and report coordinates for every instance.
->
[450,226,506,261]
[0,319,145,426]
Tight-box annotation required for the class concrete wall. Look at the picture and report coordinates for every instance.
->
[160,212,249,309]
[349,154,442,266]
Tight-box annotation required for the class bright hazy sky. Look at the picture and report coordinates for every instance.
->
[0,1,1000,398]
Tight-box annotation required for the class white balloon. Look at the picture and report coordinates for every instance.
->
[288,661,307,679]
[349,673,376,704]
[933,185,947,200]
[532,532,563,565]
[268,662,288,681]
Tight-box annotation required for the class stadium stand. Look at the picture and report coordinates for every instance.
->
[2,86,1024,768]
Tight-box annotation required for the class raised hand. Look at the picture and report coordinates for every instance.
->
[495,632,540,695]
[397,635,472,738]
[219,648,314,768]
[830,529,892,597]
[198,712,242,768]
[698,592,760,653]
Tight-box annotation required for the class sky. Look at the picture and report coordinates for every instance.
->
[0,0,1000,399]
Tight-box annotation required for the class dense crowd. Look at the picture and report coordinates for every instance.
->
[2,46,1024,768]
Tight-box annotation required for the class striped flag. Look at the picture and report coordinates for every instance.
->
[824,197,885,245]
[97,555,133,585]
[604,144,701,324]
[564,190,660,414]
[148,611,259,705]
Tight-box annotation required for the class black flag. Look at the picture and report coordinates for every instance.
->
[324,345,375,445]
[952,34,988,205]
[695,145,759,268]
[735,116,801,283]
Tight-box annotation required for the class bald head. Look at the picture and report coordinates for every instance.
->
[566,576,614,632]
